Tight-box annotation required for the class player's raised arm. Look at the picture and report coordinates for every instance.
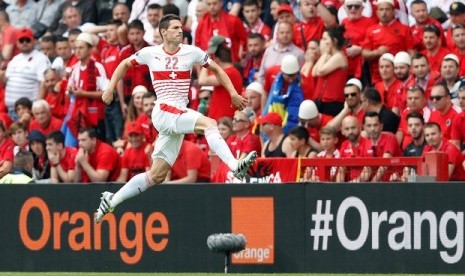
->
[207,59,247,111]
[102,57,134,104]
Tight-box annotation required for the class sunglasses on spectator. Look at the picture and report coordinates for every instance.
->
[347,4,362,10]
[344,92,358,98]
[19,38,31,44]
[233,118,247,123]
[429,95,446,101]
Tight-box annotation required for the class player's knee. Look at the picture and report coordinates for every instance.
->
[195,116,217,133]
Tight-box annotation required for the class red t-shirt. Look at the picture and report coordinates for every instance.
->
[81,140,121,183]
[451,112,465,144]
[423,139,465,181]
[0,138,14,163]
[293,17,325,50]
[263,65,280,94]
[45,86,69,120]
[375,79,402,110]
[100,42,120,77]
[422,47,450,73]
[410,17,444,52]
[59,147,77,172]
[452,50,465,77]
[207,66,243,121]
[339,136,374,180]
[399,106,433,149]
[1,25,18,59]
[136,113,158,144]
[429,105,460,139]
[119,42,152,98]
[362,20,414,83]
[121,142,151,180]
[171,141,211,182]
[349,108,365,126]
[227,132,261,158]
[369,132,401,157]
[29,117,63,136]
[307,114,333,142]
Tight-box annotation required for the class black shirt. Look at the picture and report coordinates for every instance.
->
[379,106,400,134]
[264,135,287,157]
[404,140,427,157]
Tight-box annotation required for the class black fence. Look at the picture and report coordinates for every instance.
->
[0,183,464,273]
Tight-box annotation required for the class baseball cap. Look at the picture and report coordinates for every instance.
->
[376,0,394,6]
[207,35,226,54]
[450,2,465,15]
[17,28,34,41]
[394,51,411,66]
[443,53,460,65]
[281,55,300,75]
[260,112,283,126]
[277,4,293,15]
[379,53,395,63]
[298,100,318,120]
[245,82,265,96]
[132,85,148,96]
[346,78,363,91]
[76,32,96,46]
[126,121,143,135]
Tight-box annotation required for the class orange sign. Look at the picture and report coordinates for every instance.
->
[231,197,274,264]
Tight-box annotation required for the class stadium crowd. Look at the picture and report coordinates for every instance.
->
[0,0,464,183]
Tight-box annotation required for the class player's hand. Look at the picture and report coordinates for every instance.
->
[231,94,247,111]
[102,89,114,105]
[48,150,59,166]
[75,148,88,164]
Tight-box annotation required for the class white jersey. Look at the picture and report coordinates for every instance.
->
[130,44,210,108]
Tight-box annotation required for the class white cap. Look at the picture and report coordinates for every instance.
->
[298,100,318,120]
[394,51,411,66]
[76,32,96,46]
[345,0,364,5]
[376,0,394,6]
[443,53,460,65]
[281,55,300,75]
[379,53,395,64]
[200,86,214,92]
[132,85,148,96]
[245,82,266,96]
[346,78,363,91]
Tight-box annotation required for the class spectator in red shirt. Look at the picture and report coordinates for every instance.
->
[195,0,247,62]
[428,83,461,139]
[75,127,121,183]
[136,92,158,145]
[361,0,414,84]
[14,97,32,129]
[29,100,63,136]
[166,140,211,183]
[117,122,151,182]
[0,120,14,178]
[422,24,450,73]
[0,10,17,66]
[410,0,444,52]
[363,111,400,181]
[423,122,465,181]
[243,33,266,86]
[411,53,441,100]
[375,53,402,113]
[452,24,465,76]
[446,2,465,50]
[300,40,320,100]
[41,68,69,120]
[337,115,373,182]
[294,0,336,50]
[341,0,376,79]
[9,122,28,156]
[198,36,243,121]
[242,0,271,41]
[393,51,414,112]
[227,108,261,159]
[45,131,77,183]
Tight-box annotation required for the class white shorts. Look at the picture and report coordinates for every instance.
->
[151,102,202,166]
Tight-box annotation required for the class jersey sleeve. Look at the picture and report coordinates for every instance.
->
[193,46,211,67]
[131,47,152,66]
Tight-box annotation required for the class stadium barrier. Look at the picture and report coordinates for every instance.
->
[1,181,465,273]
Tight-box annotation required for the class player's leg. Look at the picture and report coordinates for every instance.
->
[193,114,257,179]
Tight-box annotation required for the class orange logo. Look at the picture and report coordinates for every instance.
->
[231,197,274,264]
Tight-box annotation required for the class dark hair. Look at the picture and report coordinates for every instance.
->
[363,88,382,104]
[363,111,381,124]
[424,24,440,37]
[215,44,232,62]
[143,92,157,100]
[407,85,425,95]
[78,127,98,138]
[163,4,180,16]
[15,97,33,110]
[0,10,9,23]
[46,131,65,145]
[406,111,425,124]
[159,14,181,33]
[410,0,427,7]
[243,0,260,7]
[183,30,192,44]
[424,122,441,132]
[128,19,145,31]
[325,25,345,50]
[288,126,309,141]
[453,24,465,33]
[148,3,162,10]
[68,28,82,37]
[108,19,123,27]
[55,36,69,43]
[41,35,56,44]
[411,52,428,62]
[248,32,265,42]
[9,122,27,134]
[432,83,450,95]
[14,150,33,172]
[0,121,6,132]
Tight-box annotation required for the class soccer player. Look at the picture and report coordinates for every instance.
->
[95,14,257,223]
